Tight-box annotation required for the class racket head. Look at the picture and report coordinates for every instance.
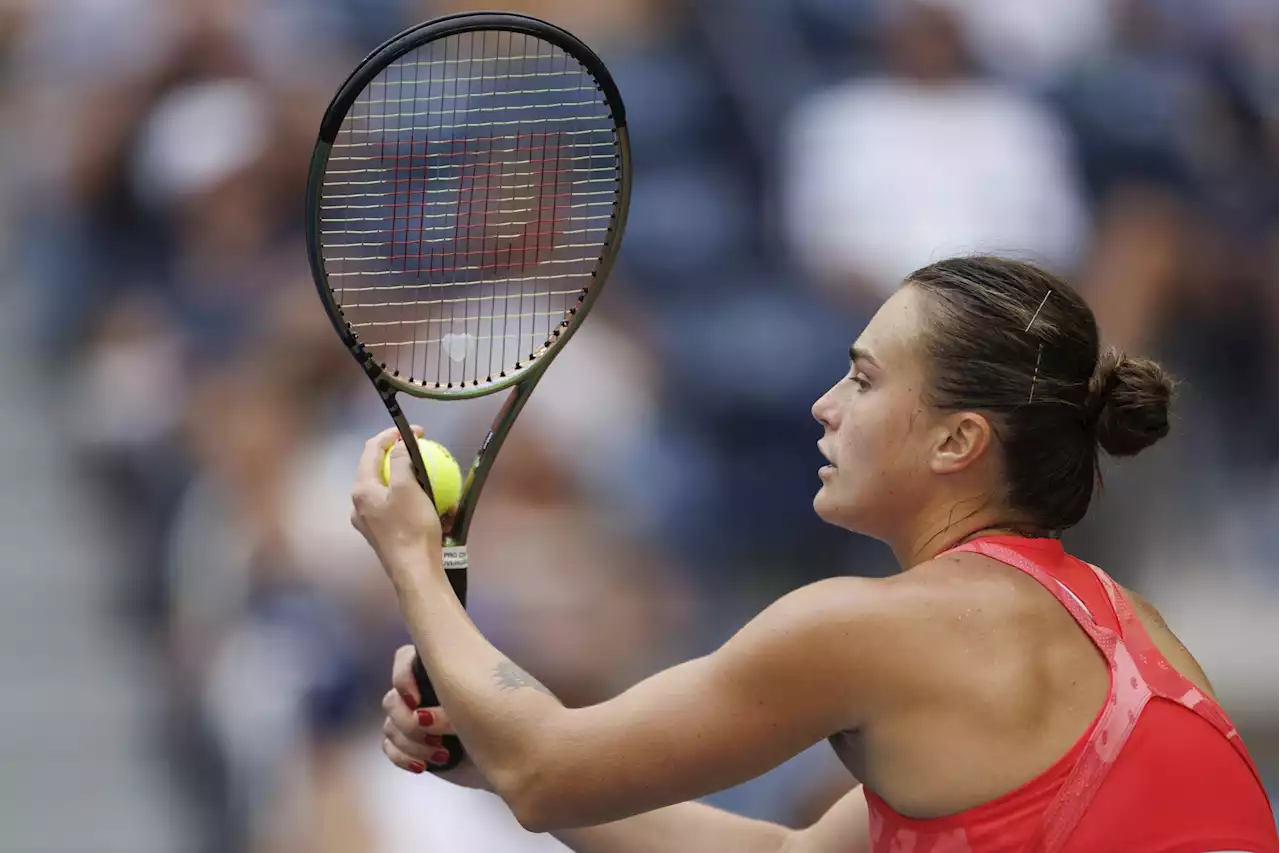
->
[306,12,631,400]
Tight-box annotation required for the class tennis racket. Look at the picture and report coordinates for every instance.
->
[305,12,630,771]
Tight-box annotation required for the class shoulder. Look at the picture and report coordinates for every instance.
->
[1116,584,1217,697]
[740,564,1006,678]
[888,552,1037,619]
[871,553,1070,671]
[1119,584,1168,628]
[709,575,946,733]
[748,573,942,640]
[721,559,1040,728]
[722,577,892,671]
[753,557,1023,640]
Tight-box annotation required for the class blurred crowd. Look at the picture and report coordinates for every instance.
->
[2,0,1275,850]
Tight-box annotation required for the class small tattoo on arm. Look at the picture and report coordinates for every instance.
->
[492,660,553,696]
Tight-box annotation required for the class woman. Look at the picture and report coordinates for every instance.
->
[352,257,1278,852]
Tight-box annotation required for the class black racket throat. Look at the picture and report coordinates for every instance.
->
[379,389,434,501]
[307,11,629,777]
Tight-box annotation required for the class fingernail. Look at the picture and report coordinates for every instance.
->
[407,760,426,774]
[417,709,434,726]
[399,692,417,709]
[431,750,450,764]
[423,735,442,747]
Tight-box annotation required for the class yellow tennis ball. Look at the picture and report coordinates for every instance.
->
[381,438,463,516]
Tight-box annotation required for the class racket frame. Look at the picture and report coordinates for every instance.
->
[306,10,630,546]
[304,11,631,771]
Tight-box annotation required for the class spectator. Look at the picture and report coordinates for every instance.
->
[783,0,1088,303]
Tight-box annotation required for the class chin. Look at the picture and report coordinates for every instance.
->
[815,478,884,536]
[813,486,857,532]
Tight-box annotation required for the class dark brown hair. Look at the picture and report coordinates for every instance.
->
[907,256,1174,532]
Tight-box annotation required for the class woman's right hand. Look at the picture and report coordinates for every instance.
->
[380,645,491,791]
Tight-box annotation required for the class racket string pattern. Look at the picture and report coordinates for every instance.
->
[308,12,630,774]
[319,30,620,391]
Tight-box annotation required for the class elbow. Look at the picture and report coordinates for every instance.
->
[496,765,565,834]
[511,797,559,835]
[489,713,596,833]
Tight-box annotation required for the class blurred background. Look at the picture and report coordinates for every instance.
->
[0,0,1274,850]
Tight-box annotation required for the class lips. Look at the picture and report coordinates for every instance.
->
[817,442,836,469]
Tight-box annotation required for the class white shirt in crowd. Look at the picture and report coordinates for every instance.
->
[785,77,1088,297]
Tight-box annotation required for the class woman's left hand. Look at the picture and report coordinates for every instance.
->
[382,645,492,790]
[351,426,442,580]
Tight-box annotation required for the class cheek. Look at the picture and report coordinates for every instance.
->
[836,397,935,498]
[819,397,907,520]
[837,393,908,462]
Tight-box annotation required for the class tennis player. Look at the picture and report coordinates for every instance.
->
[352,257,1278,852]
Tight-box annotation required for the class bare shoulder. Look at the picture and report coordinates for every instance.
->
[1118,584,1218,697]
[745,557,1057,678]
[765,574,917,620]
[758,556,1040,643]
[889,551,1042,615]
[742,559,1086,737]
[761,562,1021,673]
[1120,585,1169,629]
[730,574,963,708]
[759,570,978,637]
[872,553,1095,677]
[737,576,917,657]
[1118,584,1183,650]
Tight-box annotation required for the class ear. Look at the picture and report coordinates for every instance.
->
[929,411,992,475]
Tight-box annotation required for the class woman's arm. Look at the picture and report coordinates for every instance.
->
[353,430,901,832]
[395,566,895,831]
[552,802,791,853]
[786,786,870,853]
[382,675,797,853]
[382,670,870,853]
[554,786,871,853]
[383,681,797,853]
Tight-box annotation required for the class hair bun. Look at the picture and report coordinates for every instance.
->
[1088,349,1174,457]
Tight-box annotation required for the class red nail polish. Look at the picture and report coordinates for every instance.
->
[432,750,450,764]
[408,761,426,774]
[417,709,434,726]
[400,692,417,710]
[423,735,442,747]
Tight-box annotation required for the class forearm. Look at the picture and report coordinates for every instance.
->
[388,554,865,833]
[392,561,560,797]
[553,801,791,853]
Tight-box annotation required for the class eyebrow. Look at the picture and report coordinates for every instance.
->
[849,345,880,368]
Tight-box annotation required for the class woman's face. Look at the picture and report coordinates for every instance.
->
[811,287,945,535]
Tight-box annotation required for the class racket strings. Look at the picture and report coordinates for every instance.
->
[344,287,584,311]
[320,29,618,390]
[323,225,609,243]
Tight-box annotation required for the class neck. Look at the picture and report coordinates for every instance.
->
[885,500,1049,569]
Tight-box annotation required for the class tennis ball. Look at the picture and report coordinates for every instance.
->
[381,438,463,516]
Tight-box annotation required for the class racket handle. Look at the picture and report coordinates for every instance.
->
[412,655,467,772]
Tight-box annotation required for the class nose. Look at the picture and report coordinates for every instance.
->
[812,386,836,430]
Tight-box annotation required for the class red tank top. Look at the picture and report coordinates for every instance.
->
[862,536,1278,853]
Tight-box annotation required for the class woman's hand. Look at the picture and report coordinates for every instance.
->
[381,644,491,791]
[350,426,443,581]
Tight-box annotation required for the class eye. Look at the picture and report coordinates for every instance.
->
[848,373,871,391]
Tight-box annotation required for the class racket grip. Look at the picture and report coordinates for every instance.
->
[412,654,467,772]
